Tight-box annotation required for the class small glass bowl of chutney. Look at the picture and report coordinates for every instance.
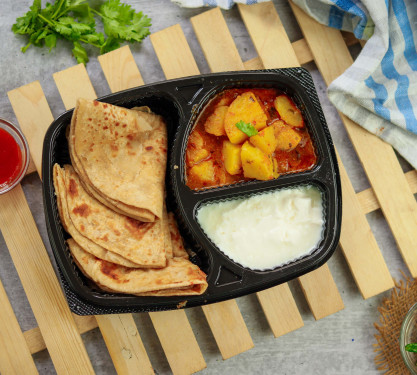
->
[0,118,30,194]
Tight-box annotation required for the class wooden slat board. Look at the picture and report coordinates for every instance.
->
[239,1,393,300]
[3,2,414,372]
[290,2,417,278]
[98,47,207,373]
[0,278,38,375]
[151,24,254,359]
[54,64,154,375]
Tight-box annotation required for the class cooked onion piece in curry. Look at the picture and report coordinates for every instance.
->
[185,89,317,190]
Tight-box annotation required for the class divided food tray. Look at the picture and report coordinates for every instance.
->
[42,68,342,314]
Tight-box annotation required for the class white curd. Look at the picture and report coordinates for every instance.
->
[196,186,324,270]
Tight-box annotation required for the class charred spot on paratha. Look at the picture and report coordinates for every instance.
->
[72,203,91,217]
[68,178,78,197]
[124,217,153,240]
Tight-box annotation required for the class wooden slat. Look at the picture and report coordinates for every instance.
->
[98,45,145,92]
[149,310,206,375]
[96,315,153,375]
[201,300,254,359]
[8,82,53,175]
[98,47,206,373]
[24,315,98,355]
[151,26,200,79]
[191,10,244,72]
[239,4,299,68]
[0,186,95,375]
[290,2,417,278]
[0,278,38,375]
[190,6,305,334]
[52,64,96,110]
[239,1,393,300]
[54,63,154,375]
[151,24,253,358]
[256,283,303,338]
[298,264,343,320]
[26,157,37,175]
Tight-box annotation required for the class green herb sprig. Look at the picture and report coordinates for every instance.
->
[235,120,258,137]
[12,0,151,64]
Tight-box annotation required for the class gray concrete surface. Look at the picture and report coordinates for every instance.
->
[0,1,412,374]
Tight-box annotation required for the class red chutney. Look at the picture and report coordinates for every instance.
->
[0,128,22,186]
[185,88,317,190]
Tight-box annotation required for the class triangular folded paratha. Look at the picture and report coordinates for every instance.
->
[69,98,167,222]
[54,164,167,268]
[53,164,142,268]
[68,238,208,296]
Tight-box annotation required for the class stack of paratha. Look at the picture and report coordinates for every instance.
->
[53,99,207,297]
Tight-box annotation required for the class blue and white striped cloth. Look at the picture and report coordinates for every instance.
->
[171,0,267,9]
[293,0,417,169]
[174,0,417,168]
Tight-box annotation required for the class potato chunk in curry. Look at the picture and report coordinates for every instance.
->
[222,140,242,175]
[249,125,277,155]
[273,121,302,151]
[241,141,279,180]
[204,106,228,136]
[188,160,216,186]
[274,95,304,128]
[224,92,268,144]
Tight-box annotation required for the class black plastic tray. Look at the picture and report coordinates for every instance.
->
[42,69,342,315]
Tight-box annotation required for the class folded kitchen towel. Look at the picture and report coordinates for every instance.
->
[171,0,268,9]
[293,0,417,169]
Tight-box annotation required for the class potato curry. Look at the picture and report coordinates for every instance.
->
[185,88,316,190]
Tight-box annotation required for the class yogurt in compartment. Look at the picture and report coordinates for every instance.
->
[196,186,324,270]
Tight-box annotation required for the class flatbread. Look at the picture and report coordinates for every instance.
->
[58,164,167,268]
[68,239,208,296]
[168,212,189,258]
[163,204,173,259]
[53,164,142,268]
[69,98,167,222]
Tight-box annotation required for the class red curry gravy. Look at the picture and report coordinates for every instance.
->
[185,88,317,190]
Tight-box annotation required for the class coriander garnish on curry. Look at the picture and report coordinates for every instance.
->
[185,88,317,190]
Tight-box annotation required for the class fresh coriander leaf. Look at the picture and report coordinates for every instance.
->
[72,41,89,64]
[82,32,105,45]
[71,3,95,26]
[54,22,73,38]
[12,0,42,35]
[97,0,151,43]
[406,343,417,353]
[235,121,258,137]
[34,28,50,44]
[70,21,93,35]
[45,33,57,51]
[100,0,133,23]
